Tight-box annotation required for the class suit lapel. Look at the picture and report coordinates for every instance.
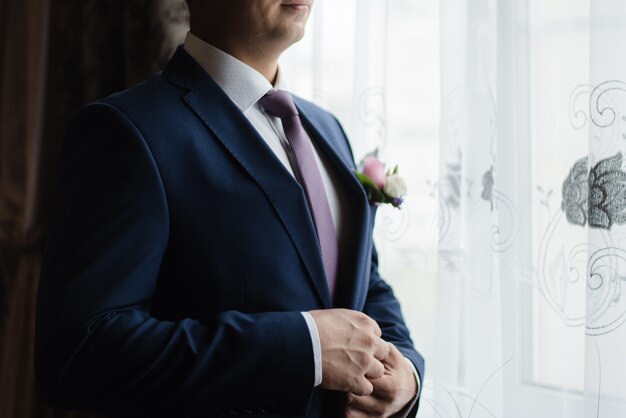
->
[295,101,374,310]
[164,47,332,308]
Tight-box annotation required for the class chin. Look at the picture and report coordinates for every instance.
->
[271,26,306,49]
[288,22,308,41]
[291,28,306,43]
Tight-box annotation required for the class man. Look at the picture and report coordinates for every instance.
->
[35,1,424,417]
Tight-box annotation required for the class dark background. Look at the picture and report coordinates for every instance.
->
[0,1,189,416]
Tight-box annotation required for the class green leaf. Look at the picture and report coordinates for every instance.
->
[355,172,378,189]
[355,172,385,202]
[369,186,385,202]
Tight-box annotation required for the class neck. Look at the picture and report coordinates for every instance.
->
[192,31,281,85]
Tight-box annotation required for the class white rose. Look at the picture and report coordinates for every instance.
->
[383,174,408,198]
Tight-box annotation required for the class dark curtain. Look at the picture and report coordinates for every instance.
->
[0,1,189,416]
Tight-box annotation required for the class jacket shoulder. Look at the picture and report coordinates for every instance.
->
[94,72,184,118]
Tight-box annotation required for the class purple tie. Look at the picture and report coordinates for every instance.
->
[259,89,339,299]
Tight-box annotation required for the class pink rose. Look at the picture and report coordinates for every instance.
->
[362,156,386,189]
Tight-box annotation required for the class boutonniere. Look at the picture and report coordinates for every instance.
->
[355,152,408,208]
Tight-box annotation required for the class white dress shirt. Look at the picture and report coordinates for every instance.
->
[183,32,419,395]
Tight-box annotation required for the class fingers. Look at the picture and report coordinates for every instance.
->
[356,312,390,360]
[364,357,385,380]
[363,313,382,338]
[344,406,371,418]
[313,309,392,396]
[370,373,396,401]
[345,405,375,418]
[372,336,391,361]
[352,377,374,397]
[347,377,414,418]
[355,312,388,363]
[347,393,386,416]
[356,312,387,361]
[386,341,401,358]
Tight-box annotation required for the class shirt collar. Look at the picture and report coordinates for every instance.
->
[183,32,286,112]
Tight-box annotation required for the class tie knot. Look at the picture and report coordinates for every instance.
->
[258,89,299,119]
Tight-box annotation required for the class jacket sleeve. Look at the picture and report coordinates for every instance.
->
[363,243,425,418]
[329,114,424,398]
[329,113,425,417]
[35,103,315,417]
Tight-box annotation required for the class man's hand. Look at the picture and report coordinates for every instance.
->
[309,309,391,396]
[344,342,418,418]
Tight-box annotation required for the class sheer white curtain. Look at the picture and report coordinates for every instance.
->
[436,0,626,416]
[283,0,626,417]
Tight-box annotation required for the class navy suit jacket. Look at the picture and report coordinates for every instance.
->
[35,46,424,417]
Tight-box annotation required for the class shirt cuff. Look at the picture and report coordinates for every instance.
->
[301,312,322,387]
[403,356,421,397]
